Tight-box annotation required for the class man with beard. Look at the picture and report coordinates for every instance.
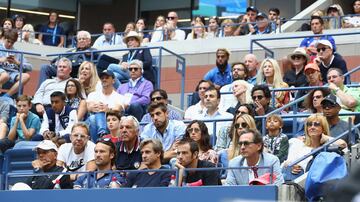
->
[204,48,232,90]
[141,102,186,163]
[74,139,125,188]
[123,139,173,187]
[175,138,221,186]
[93,22,124,48]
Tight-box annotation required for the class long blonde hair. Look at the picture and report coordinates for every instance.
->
[228,114,257,160]
[190,22,207,39]
[78,61,99,95]
[304,114,330,147]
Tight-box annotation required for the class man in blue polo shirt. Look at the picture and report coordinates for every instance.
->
[203,48,232,90]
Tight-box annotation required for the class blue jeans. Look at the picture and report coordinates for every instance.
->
[86,112,108,142]
[107,64,129,90]
[38,64,56,88]
[125,103,147,121]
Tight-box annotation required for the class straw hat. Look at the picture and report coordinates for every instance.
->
[288,47,310,62]
[123,31,143,44]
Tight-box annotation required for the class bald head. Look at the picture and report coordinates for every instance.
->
[243,54,259,76]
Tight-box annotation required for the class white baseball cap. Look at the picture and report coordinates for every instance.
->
[35,140,58,152]
[315,40,333,50]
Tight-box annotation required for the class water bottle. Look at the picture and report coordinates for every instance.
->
[53,179,61,189]
[168,175,176,187]
[109,176,120,188]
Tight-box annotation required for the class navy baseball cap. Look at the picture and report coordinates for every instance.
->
[99,70,115,78]
[246,6,258,13]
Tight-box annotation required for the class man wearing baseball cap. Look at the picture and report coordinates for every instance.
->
[238,6,258,35]
[314,39,348,83]
[251,13,272,35]
[25,140,72,189]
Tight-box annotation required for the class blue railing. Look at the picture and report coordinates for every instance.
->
[18,30,68,47]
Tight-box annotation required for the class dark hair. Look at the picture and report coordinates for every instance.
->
[183,120,212,152]
[150,89,168,100]
[354,0,360,13]
[209,16,219,24]
[251,84,271,99]
[178,138,199,155]
[103,22,115,29]
[96,139,116,166]
[304,88,331,112]
[16,95,32,105]
[194,16,206,25]
[13,14,26,25]
[3,29,18,42]
[195,79,214,91]
[65,79,84,100]
[234,103,255,117]
[269,8,280,15]
[106,109,121,120]
[232,62,248,80]
[239,128,264,152]
[310,15,324,25]
[50,91,66,101]
[1,18,14,28]
[140,139,164,161]
[136,18,147,28]
[48,11,59,23]
[205,86,220,99]
[148,102,167,113]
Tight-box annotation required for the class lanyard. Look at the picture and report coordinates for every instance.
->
[127,50,137,63]
[52,24,58,45]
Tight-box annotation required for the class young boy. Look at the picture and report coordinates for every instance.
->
[0,29,32,98]
[102,110,122,144]
[263,114,289,163]
[0,95,41,153]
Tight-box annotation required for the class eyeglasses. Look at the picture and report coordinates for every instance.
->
[167,16,176,20]
[291,55,304,60]
[235,122,248,129]
[238,141,255,146]
[151,96,163,102]
[313,95,322,100]
[129,67,140,72]
[72,133,87,140]
[306,121,321,127]
[252,95,264,100]
[317,47,330,52]
[186,128,201,133]
[66,84,76,88]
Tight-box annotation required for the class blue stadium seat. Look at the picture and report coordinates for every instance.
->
[152,57,159,89]
[3,149,36,189]
[0,154,4,190]
[13,141,40,150]
[218,149,228,179]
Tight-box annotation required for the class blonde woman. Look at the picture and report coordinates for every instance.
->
[256,58,289,108]
[21,24,42,45]
[220,19,236,37]
[283,114,346,175]
[186,22,208,40]
[77,61,101,96]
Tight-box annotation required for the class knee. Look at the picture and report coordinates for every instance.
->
[21,73,31,82]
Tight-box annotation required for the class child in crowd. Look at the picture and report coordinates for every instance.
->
[263,114,289,163]
[102,110,122,144]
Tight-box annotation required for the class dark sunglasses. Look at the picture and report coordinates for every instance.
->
[186,128,200,133]
[313,95,322,100]
[151,96,163,102]
[238,141,255,146]
[317,47,329,52]
[167,16,176,20]
[252,95,264,100]
[129,67,140,72]
[235,122,248,129]
[306,121,321,127]
[291,55,304,60]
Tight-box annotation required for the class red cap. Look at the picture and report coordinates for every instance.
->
[249,173,277,185]
[304,62,320,74]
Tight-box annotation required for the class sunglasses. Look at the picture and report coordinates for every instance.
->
[151,96,163,102]
[129,67,140,72]
[187,128,201,133]
[291,55,304,60]
[306,121,321,127]
[317,47,329,52]
[238,141,255,146]
[313,95,322,100]
[167,16,176,20]
[252,95,264,100]
[235,122,248,129]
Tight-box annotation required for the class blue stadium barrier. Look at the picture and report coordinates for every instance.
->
[18,30,68,47]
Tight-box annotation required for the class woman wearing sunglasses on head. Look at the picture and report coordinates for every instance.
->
[183,120,218,164]
[282,114,346,179]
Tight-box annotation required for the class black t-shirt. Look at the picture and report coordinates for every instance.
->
[123,166,173,187]
[26,165,72,189]
[283,68,308,87]
[185,160,221,186]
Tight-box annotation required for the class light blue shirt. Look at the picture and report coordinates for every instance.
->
[140,120,186,151]
[10,111,41,140]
